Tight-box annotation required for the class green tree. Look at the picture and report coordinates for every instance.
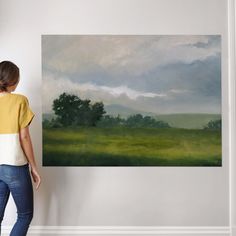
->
[52,92,106,127]
[91,102,106,126]
[204,119,221,130]
[126,114,144,127]
[76,99,91,126]
[52,92,82,126]
[97,114,125,127]
[125,114,170,128]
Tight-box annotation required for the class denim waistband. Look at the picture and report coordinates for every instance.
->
[0,163,29,168]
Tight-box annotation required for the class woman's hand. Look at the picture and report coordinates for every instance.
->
[30,167,41,190]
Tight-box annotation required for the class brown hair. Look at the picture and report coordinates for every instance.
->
[0,61,19,92]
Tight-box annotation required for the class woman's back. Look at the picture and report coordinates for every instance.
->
[0,93,35,165]
[0,60,41,236]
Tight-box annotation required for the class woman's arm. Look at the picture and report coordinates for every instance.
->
[19,126,37,169]
[19,126,41,189]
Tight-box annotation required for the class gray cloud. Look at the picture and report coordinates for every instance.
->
[42,35,221,114]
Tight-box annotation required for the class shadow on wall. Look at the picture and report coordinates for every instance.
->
[33,159,96,226]
[29,105,96,226]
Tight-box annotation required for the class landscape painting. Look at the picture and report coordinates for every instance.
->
[42,35,221,166]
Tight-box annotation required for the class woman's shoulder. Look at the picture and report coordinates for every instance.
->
[11,93,29,103]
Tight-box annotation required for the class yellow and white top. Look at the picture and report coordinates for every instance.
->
[0,93,35,165]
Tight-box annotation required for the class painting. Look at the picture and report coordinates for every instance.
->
[42,35,221,166]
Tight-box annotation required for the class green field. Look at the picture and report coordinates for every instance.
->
[43,126,221,166]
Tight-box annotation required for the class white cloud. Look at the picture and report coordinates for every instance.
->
[98,84,166,99]
[42,73,166,113]
[168,89,191,94]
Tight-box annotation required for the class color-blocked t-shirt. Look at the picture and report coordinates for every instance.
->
[0,93,35,165]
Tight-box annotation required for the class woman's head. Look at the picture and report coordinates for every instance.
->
[0,61,20,92]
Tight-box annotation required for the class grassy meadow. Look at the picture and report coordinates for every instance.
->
[43,126,221,166]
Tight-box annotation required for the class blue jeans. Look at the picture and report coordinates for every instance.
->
[0,163,33,236]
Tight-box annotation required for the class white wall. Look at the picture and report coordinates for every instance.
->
[229,0,236,235]
[0,0,233,235]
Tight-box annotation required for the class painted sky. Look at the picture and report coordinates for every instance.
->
[42,35,221,115]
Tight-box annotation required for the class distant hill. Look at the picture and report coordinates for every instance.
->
[43,104,221,129]
[42,104,154,121]
[104,104,157,118]
[155,113,221,129]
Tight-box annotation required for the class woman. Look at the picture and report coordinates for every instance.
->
[0,61,41,236]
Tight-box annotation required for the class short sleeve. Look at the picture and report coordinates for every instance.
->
[18,96,35,130]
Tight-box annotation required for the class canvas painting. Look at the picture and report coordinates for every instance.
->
[42,35,221,166]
